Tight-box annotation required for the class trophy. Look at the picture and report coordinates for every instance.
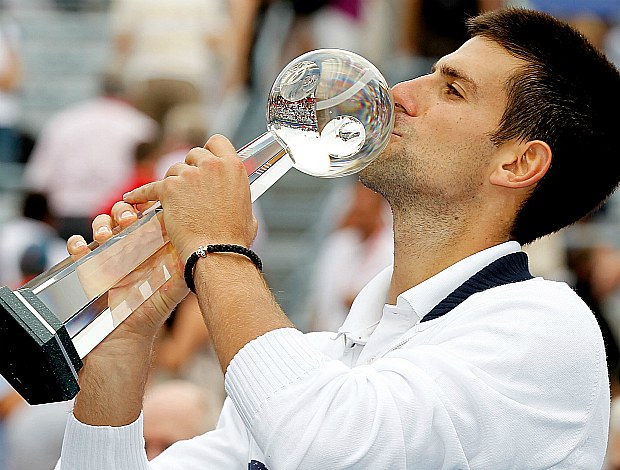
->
[0,49,394,405]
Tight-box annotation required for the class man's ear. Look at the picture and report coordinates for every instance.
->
[489,140,552,189]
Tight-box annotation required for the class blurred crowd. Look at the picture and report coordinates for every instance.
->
[2,0,620,468]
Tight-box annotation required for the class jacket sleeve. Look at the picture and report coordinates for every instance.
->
[56,398,249,470]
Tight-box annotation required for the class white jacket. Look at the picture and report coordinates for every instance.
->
[58,242,609,469]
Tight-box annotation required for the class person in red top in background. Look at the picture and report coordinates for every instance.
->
[93,138,162,219]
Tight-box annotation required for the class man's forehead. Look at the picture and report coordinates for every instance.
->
[437,37,524,92]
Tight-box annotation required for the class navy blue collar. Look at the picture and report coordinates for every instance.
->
[422,252,533,323]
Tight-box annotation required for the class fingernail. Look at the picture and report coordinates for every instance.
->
[96,226,111,235]
[122,192,131,200]
[120,210,134,220]
[74,240,87,248]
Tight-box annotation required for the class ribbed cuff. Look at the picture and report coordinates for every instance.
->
[225,328,325,426]
[59,412,149,470]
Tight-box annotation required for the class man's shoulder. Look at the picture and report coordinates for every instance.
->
[467,277,590,316]
[456,277,602,350]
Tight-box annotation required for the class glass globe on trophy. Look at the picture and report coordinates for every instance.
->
[0,49,394,404]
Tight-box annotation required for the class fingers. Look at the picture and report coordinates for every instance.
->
[67,235,89,261]
[123,181,162,205]
[135,201,159,214]
[204,134,237,157]
[184,148,208,167]
[92,214,115,245]
[165,162,186,178]
[111,201,138,229]
[68,202,139,260]
[185,135,237,167]
[123,137,238,208]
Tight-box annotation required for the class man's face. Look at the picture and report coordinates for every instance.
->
[361,37,524,211]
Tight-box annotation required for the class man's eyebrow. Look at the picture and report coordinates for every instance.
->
[431,61,479,96]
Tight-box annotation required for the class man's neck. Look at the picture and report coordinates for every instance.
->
[387,206,510,304]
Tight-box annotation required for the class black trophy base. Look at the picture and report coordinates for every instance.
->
[0,286,82,405]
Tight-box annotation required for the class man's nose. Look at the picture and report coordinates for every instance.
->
[391,79,423,117]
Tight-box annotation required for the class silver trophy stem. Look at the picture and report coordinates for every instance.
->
[241,132,293,202]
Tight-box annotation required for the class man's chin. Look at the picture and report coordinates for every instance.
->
[360,147,390,175]
[359,162,383,194]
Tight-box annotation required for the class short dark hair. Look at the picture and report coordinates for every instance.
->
[468,9,620,244]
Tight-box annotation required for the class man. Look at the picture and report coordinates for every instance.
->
[56,9,620,469]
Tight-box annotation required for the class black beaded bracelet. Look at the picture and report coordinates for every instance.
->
[184,244,263,294]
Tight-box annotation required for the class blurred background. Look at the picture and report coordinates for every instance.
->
[3,0,620,468]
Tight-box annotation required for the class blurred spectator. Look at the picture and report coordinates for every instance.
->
[609,401,620,470]
[0,192,66,288]
[94,137,162,218]
[390,0,503,83]
[0,379,22,424]
[282,0,361,59]
[212,0,284,145]
[0,377,20,470]
[312,0,366,52]
[4,399,72,470]
[1,374,69,470]
[401,0,502,57]
[97,104,209,217]
[308,182,393,332]
[531,0,620,45]
[522,231,571,283]
[143,380,221,460]
[567,244,620,393]
[607,397,620,469]
[281,0,389,67]
[110,0,230,125]
[52,0,85,11]
[152,295,225,408]
[23,72,158,241]
[0,9,21,163]
[154,296,210,375]
[51,0,110,12]
[154,103,209,177]
[223,0,267,91]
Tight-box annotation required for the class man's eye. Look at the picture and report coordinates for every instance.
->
[446,84,463,98]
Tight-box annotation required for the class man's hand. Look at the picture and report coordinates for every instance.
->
[67,201,188,426]
[123,135,258,262]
